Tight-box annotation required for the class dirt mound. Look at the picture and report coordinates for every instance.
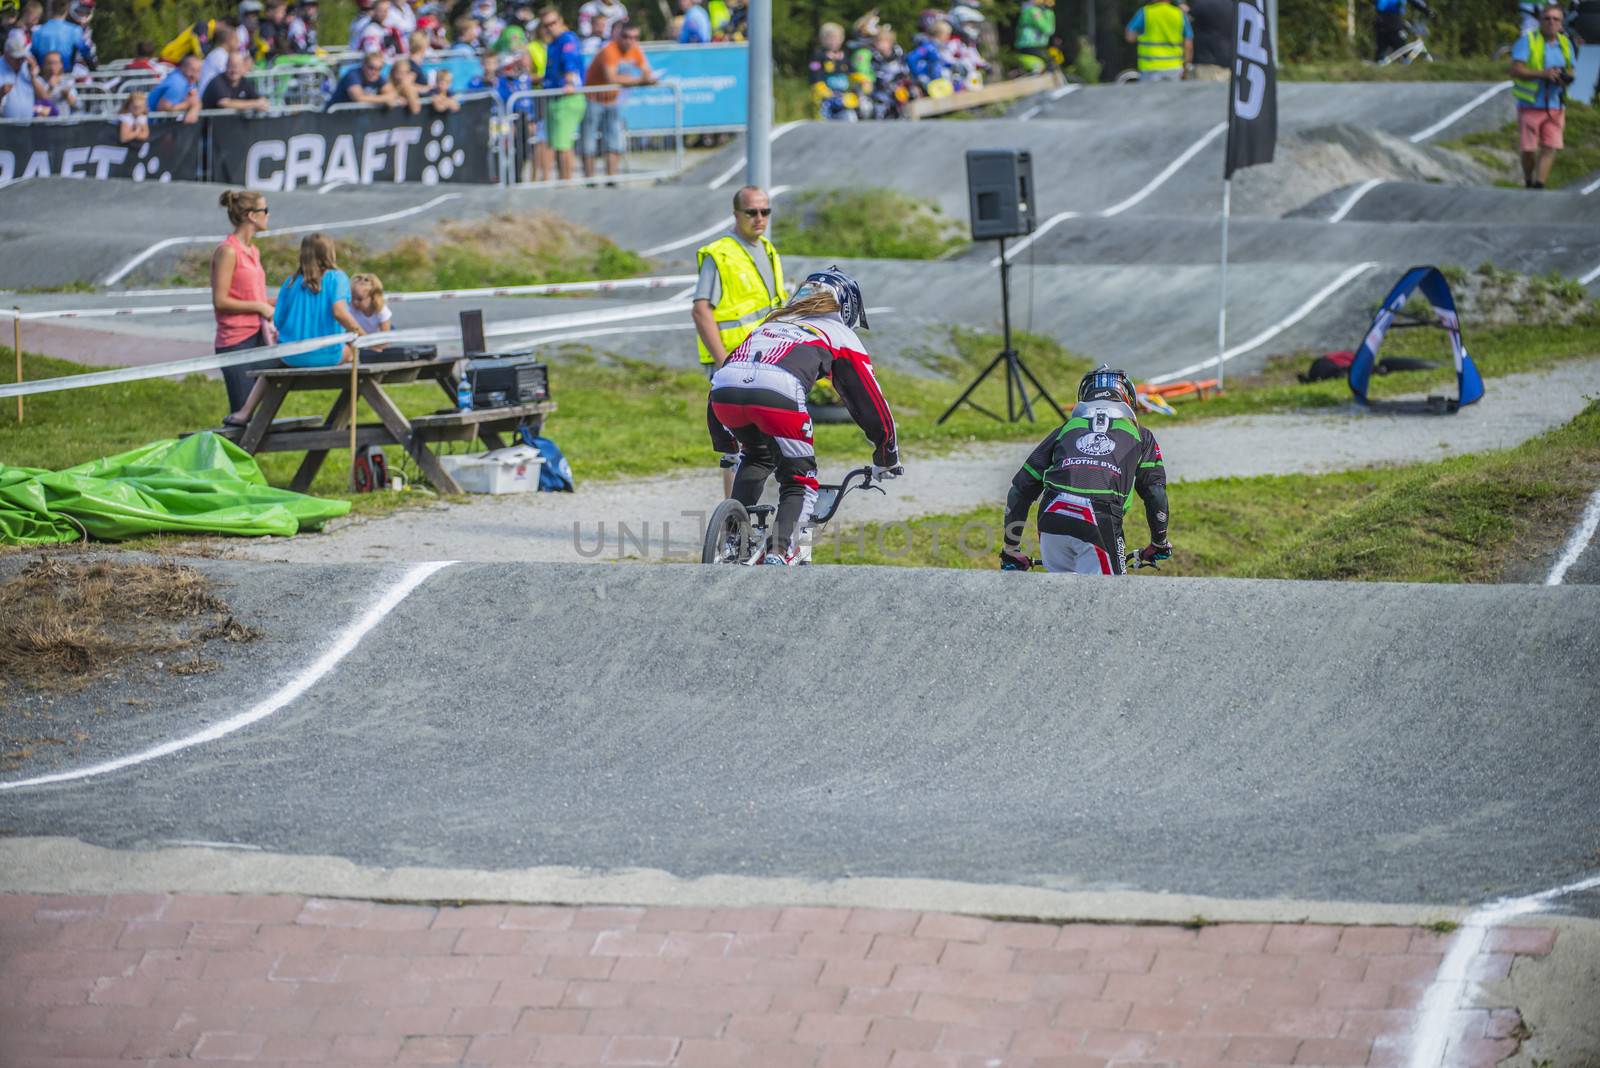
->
[1235,122,1491,218]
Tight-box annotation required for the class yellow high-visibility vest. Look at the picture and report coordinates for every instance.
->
[1512,29,1573,106]
[695,234,786,364]
[1136,3,1186,73]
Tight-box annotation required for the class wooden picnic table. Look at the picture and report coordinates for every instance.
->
[211,358,555,496]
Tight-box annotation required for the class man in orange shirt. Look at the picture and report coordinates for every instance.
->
[580,18,656,179]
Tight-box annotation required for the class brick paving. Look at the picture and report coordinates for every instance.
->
[0,894,1558,1067]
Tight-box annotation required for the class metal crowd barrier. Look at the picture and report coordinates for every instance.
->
[499,80,684,190]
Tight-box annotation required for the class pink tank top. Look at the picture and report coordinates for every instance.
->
[214,233,268,348]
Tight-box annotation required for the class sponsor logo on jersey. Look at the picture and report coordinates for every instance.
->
[1076,432,1116,457]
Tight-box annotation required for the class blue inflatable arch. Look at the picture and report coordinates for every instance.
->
[1348,266,1484,413]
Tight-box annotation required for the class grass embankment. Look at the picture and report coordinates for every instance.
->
[166,212,651,291]
[774,189,967,260]
[0,329,1090,502]
[1445,101,1600,188]
[814,401,1600,583]
[1280,58,1512,82]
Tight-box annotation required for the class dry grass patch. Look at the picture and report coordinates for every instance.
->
[168,210,650,292]
[0,556,260,692]
[0,557,261,768]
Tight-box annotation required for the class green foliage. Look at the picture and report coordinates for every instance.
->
[1278,0,1519,63]
[773,188,967,260]
[88,0,357,64]
[1067,35,1101,84]
[1448,101,1600,191]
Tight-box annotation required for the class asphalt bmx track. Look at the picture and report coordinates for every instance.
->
[5,80,1591,383]
[1,561,1597,920]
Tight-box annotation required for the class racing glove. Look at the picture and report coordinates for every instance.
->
[1138,542,1173,565]
[871,464,904,481]
[999,548,1033,572]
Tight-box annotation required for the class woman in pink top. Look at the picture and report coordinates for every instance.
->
[213,189,278,426]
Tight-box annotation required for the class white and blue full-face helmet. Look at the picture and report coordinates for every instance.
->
[794,266,870,330]
[1078,364,1136,407]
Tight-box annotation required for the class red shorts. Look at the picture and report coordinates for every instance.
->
[1519,107,1565,151]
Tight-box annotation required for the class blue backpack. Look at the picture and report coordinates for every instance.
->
[516,429,574,492]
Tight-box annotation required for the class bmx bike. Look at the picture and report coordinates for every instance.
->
[700,465,887,566]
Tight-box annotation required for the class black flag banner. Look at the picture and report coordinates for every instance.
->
[1224,0,1277,179]
[0,118,202,183]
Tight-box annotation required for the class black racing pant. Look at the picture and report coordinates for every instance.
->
[1375,10,1405,60]
[709,372,819,557]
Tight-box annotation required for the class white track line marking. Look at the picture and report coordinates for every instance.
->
[1048,82,1081,100]
[317,181,348,195]
[1148,261,1378,383]
[1407,873,1600,1068]
[1407,81,1513,144]
[989,212,1079,267]
[706,122,805,189]
[102,194,463,287]
[1018,105,1042,121]
[1582,173,1600,195]
[162,839,264,851]
[1579,261,1600,286]
[1327,178,1384,223]
[641,186,791,256]
[1099,122,1227,217]
[989,121,1223,265]
[1545,487,1600,585]
[0,561,455,791]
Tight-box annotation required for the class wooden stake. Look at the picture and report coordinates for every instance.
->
[13,309,21,424]
[348,342,359,490]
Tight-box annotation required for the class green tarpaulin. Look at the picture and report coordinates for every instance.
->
[0,433,350,546]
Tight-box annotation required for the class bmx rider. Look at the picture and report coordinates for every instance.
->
[707,268,901,566]
[1000,366,1171,575]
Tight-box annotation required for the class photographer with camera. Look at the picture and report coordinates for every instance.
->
[1511,3,1576,188]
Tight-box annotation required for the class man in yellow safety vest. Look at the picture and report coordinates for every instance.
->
[1510,4,1575,188]
[1124,0,1192,81]
[694,185,787,493]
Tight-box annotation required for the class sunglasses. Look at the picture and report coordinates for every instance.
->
[741,207,772,217]
[251,206,270,215]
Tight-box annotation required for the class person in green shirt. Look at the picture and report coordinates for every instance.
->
[1015,0,1055,74]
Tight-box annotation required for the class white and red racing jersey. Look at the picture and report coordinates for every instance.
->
[724,313,899,466]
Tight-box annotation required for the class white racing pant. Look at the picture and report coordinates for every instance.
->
[1037,490,1126,575]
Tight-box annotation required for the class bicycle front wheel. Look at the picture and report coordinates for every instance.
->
[702,499,753,564]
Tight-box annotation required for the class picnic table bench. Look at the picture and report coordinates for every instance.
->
[205,358,555,496]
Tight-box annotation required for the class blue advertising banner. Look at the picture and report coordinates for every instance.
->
[624,42,748,131]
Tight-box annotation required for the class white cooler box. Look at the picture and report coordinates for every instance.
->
[437,446,544,495]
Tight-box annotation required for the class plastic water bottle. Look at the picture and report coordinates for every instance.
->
[456,367,473,411]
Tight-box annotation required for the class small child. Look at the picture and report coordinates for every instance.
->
[350,273,392,343]
[118,91,150,143]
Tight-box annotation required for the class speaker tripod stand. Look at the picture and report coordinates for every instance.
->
[937,236,1065,425]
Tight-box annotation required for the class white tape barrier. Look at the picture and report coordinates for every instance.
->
[0,296,692,400]
[0,333,359,399]
[0,274,699,322]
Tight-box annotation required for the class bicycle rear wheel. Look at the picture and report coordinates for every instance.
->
[702,499,753,564]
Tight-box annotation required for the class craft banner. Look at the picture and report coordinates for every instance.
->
[0,117,202,183]
[208,95,495,190]
[1224,0,1277,179]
